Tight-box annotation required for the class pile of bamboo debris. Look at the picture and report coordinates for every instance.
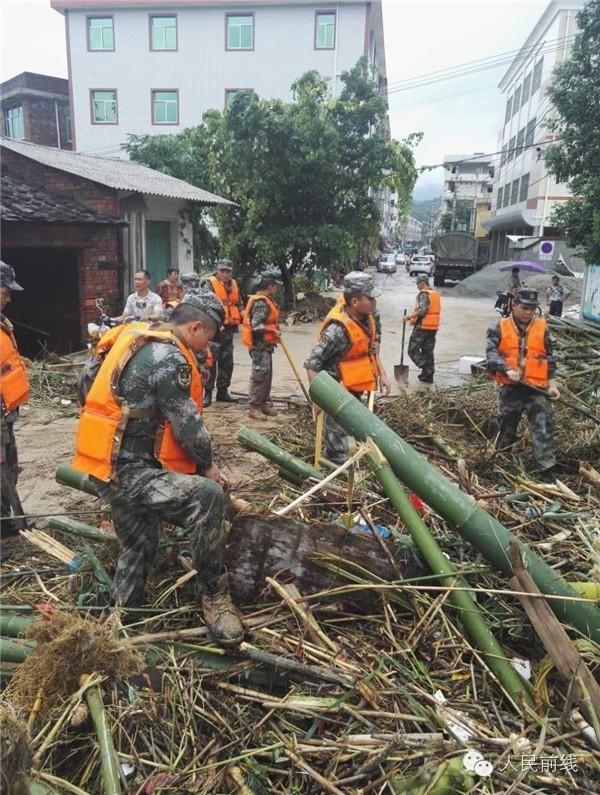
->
[2,320,600,794]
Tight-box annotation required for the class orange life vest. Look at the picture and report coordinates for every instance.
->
[410,288,441,331]
[320,303,378,393]
[72,324,203,482]
[241,295,280,349]
[494,316,549,389]
[208,276,242,326]
[0,319,30,414]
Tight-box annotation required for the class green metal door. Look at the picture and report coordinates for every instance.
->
[145,220,171,288]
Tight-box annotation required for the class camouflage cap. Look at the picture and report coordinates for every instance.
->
[180,272,200,288]
[258,268,282,288]
[0,261,23,291]
[343,271,377,298]
[181,288,225,337]
[514,288,540,307]
[216,259,233,271]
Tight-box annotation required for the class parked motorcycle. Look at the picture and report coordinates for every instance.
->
[494,290,512,317]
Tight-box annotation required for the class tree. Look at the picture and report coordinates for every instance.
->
[126,58,419,304]
[544,0,600,263]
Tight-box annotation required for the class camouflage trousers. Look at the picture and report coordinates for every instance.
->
[205,328,236,395]
[249,345,273,407]
[107,463,225,607]
[1,421,20,522]
[408,328,437,377]
[497,385,556,470]
[324,391,361,465]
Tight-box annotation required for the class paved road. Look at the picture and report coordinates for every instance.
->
[226,267,499,400]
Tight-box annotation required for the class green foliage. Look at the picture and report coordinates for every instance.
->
[545,0,600,263]
[411,196,442,225]
[125,58,419,303]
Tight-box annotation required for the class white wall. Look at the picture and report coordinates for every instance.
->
[67,2,370,156]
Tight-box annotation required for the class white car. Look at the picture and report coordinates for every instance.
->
[395,252,406,266]
[409,255,435,278]
[377,254,397,274]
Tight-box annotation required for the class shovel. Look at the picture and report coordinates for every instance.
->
[394,309,409,383]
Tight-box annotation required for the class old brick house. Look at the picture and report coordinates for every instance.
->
[1,137,230,357]
[1,72,72,149]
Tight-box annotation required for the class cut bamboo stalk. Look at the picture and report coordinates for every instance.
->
[366,439,533,713]
[0,636,35,663]
[0,612,37,638]
[265,576,339,654]
[314,409,325,469]
[48,517,117,543]
[80,675,122,795]
[237,426,322,482]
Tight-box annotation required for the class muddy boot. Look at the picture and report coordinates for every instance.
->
[216,390,237,403]
[202,572,243,647]
[248,407,265,420]
[203,392,212,408]
[261,404,278,418]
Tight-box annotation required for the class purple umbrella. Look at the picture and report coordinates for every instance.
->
[498,260,547,273]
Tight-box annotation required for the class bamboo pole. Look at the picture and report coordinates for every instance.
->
[278,336,311,404]
[48,517,116,544]
[366,440,532,712]
[0,636,35,663]
[237,426,322,481]
[55,464,100,496]
[309,371,600,644]
[314,409,325,469]
[80,675,122,795]
[0,612,37,638]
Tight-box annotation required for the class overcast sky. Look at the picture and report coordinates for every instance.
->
[1,0,547,199]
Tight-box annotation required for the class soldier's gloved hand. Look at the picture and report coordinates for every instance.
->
[547,381,561,400]
[203,464,228,488]
[506,369,520,382]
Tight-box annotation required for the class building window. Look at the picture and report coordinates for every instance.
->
[504,96,512,124]
[507,135,516,163]
[516,127,525,157]
[152,90,179,124]
[226,14,254,50]
[519,173,530,202]
[512,85,521,116]
[525,117,536,148]
[315,11,336,49]
[500,143,508,167]
[91,90,118,124]
[150,15,177,50]
[65,111,72,143]
[496,186,503,209]
[521,73,531,107]
[503,184,510,208]
[225,88,253,107]
[87,16,114,51]
[510,179,519,205]
[532,57,544,93]
[4,105,24,139]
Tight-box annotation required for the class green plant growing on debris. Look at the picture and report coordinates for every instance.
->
[545,0,600,264]
[126,58,419,304]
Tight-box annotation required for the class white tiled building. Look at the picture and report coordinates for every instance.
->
[483,0,585,263]
[51,0,387,157]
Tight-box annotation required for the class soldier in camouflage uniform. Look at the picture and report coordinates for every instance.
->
[486,288,559,476]
[78,292,243,646]
[405,276,441,383]
[243,269,282,420]
[305,272,390,464]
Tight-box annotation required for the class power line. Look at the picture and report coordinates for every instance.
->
[420,136,561,173]
[383,34,574,93]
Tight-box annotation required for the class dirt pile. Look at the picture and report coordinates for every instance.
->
[282,291,335,324]
[452,262,581,301]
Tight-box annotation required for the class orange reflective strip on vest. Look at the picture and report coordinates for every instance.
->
[320,303,378,393]
[73,325,203,482]
[0,323,30,413]
[495,316,549,389]
[241,295,280,349]
[209,276,242,326]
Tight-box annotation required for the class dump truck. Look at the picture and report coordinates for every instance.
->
[432,232,478,286]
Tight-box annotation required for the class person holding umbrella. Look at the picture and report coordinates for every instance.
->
[486,287,559,480]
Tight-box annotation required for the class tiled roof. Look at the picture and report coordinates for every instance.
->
[1,171,123,224]
[1,137,233,205]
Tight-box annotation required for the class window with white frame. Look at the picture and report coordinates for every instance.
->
[512,85,521,116]
[88,17,114,50]
[226,15,254,50]
[504,95,512,124]
[516,127,525,157]
[225,89,253,107]
[150,16,177,50]
[152,91,179,124]
[519,173,530,202]
[521,73,531,107]
[532,57,544,93]
[4,105,24,139]
[525,117,536,148]
[315,11,336,49]
[91,90,118,123]
[510,179,519,205]
[496,186,503,209]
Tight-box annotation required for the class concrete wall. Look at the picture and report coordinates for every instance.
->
[65,2,370,155]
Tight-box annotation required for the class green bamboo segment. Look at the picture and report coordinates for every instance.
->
[309,371,600,644]
[0,612,37,638]
[55,464,100,496]
[82,677,122,795]
[28,779,61,795]
[237,426,322,481]
[367,443,532,711]
[0,636,35,663]
[48,517,117,544]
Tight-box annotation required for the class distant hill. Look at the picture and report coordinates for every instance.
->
[411,197,442,225]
